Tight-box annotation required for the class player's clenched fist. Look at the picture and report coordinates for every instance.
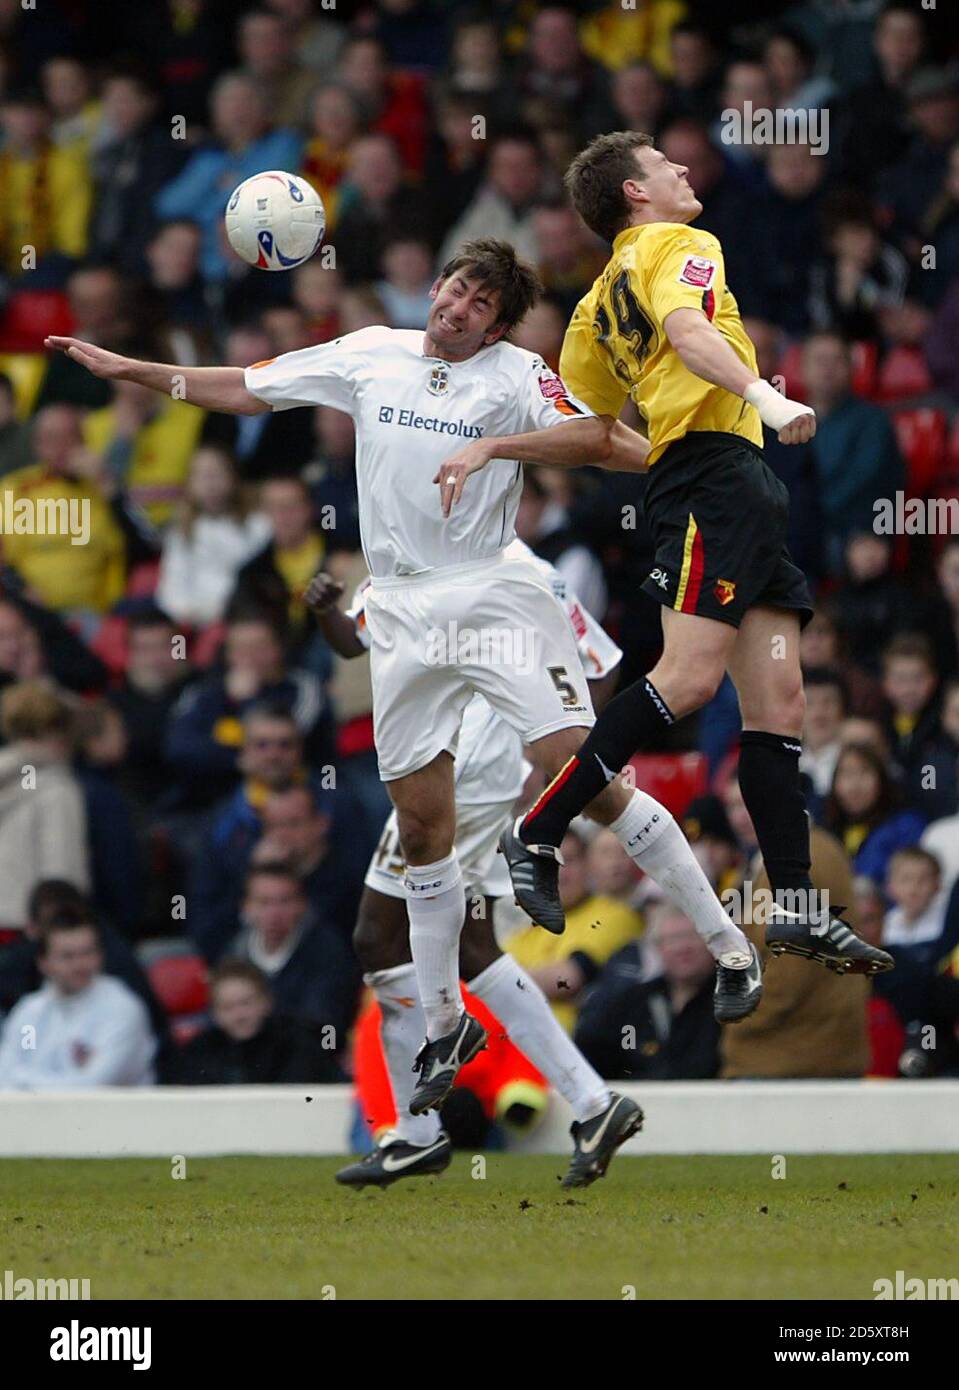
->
[434,439,494,517]
[744,379,816,445]
[44,336,131,380]
[303,572,345,613]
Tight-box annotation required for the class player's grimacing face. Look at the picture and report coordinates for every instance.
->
[426,273,505,359]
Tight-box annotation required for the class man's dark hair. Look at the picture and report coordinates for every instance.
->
[37,908,101,956]
[210,958,273,998]
[882,632,937,673]
[802,666,849,712]
[127,604,174,632]
[244,861,304,894]
[27,879,90,926]
[564,130,655,243]
[438,238,542,333]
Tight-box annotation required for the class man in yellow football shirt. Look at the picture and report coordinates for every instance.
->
[489,131,892,979]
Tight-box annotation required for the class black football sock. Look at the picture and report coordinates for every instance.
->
[738,730,815,903]
[521,678,675,848]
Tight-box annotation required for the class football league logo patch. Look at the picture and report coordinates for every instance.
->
[538,368,567,400]
[678,256,717,289]
[428,363,449,396]
[715,578,736,606]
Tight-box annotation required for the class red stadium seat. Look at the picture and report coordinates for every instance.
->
[147,953,209,1018]
[126,560,160,597]
[877,346,932,403]
[775,342,804,399]
[947,417,959,476]
[849,341,878,399]
[0,289,73,352]
[90,614,129,678]
[893,408,948,497]
[625,752,708,819]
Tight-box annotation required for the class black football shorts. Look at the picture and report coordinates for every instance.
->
[640,430,813,629]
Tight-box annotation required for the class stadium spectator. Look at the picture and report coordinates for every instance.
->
[883,846,956,968]
[0,373,32,478]
[164,607,335,809]
[831,535,914,675]
[41,54,99,151]
[266,0,346,77]
[880,634,942,791]
[664,20,720,124]
[922,794,959,896]
[438,129,544,269]
[332,133,427,283]
[83,375,205,527]
[924,275,959,398]
[802,334,905,567]
[156,446,270,628]
[238,8,316,130]
[531,199,606,320]
[0,682,89,931]
[154,72,303,283]
[443,12,508,108]
[712,59,773,172]
[231,862,359,1038]
[143,220,210,364]
[336,35,428,177]
[0,910,155,1088]
[799,606,882,717]
[879,65,959,246]
[756,143,830,333]
[0,86,91,283]
[374,235,434,330]
[822,742,927,885]
[506,828,643,1033]
[0,591,107,696]
[107,608,193,815]
[75,699,143,933]
[835,2,925,186]
[422,93,487,247]
[89,67,188,276]
[232,474,331,673]
[574,902,721,1081]
[720,826,870,1080]
[290,259,342,342]
[186,705,311,961]
[924,538,959,681]
[201,324,314,481]
[301,82,365,235]
[762,25,835,113]
[800,669,848,801]
[176,959,344,1084]
[118,0,232,128]
[510,296,567,369]
[808,203,909,340]
[36,266,130,411]
[0,880,171,1066]
[610,62,669,141]
[519,5,615,140]
[2,404,125,619]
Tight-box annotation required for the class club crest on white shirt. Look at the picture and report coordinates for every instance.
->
[428,362,450,396]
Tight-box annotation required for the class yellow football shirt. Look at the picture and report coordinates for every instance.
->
[560,222,763,466]
[83,399,205,526]
[507,893,643,1033]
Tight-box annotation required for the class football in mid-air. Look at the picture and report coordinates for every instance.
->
[224,170,325,271]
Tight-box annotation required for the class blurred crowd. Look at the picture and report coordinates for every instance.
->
[1,0,958,1136]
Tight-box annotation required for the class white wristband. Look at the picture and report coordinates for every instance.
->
[744,379,815,433]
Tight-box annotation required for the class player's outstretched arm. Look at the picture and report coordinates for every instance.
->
[303,573,366,658]
[435,416,614,516]
[663,308,815,445]
[44,336,269,416]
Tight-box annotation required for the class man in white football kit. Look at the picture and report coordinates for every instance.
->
[307,540,637,1187]
[47,239,759,1172]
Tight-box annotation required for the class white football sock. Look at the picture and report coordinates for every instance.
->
[468,954,610,1123]
[609,791,749,959]
[405,851,466,1040]
[366,964,442,1147]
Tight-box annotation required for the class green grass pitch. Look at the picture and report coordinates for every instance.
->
[1,1154,955,1300]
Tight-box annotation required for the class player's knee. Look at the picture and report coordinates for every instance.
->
[658,661,725,715]
[395,807,451,865]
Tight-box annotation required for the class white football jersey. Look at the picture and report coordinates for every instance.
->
[244,326,594,580]
[346,538,621,805]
